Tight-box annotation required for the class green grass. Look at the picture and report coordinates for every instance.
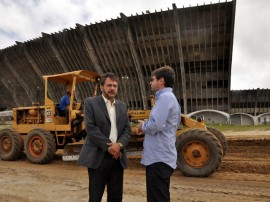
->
[206,124,270,132]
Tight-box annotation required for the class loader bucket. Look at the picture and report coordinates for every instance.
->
[62,143,83,161]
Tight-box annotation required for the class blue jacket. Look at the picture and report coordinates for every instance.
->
[59,95,70,110]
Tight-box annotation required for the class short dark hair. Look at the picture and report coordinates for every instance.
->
[151,66,175,88]
[100,72,118,86]
[67,91,71,96]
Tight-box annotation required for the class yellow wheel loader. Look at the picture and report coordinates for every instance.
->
[128,110,227,177]
[0,70,99,164]
[0,70,227,177]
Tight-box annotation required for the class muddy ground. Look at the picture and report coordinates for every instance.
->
[0,131,270,202]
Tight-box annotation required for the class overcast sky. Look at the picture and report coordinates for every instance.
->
[0,0,269,90]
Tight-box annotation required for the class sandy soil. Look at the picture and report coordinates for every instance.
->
[0,131,270,202]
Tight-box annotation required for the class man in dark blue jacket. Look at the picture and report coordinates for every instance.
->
[59,91,71,116]
[78,72,131,202]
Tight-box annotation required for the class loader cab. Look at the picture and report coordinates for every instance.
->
[43,70,100,128]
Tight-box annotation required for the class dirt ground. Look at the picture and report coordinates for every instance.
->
[0,131,270,202]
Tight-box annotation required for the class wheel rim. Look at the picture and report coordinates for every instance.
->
[182,140,210,168]
[29,136,44,157]
[1,136,12,154]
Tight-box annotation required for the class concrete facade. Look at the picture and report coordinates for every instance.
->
[230,89,270,116]
[188,110,269,126]
[189,109,229,125]
[257,113,270,125]
[0,1,236,114]
[230,113,255,126]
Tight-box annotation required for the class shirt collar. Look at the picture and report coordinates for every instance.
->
[102,95,115,105]
[155,87,172,99]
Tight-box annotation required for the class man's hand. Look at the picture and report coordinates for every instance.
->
[136,121,144,135]
[107,142,122,159]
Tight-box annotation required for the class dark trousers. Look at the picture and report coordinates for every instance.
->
[59,109,67,117]
[146,162,174,202]
[88,153,124,202]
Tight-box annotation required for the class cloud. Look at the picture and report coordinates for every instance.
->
[231,0,270,90]
[0,0,94,46]
[0,0,220,47]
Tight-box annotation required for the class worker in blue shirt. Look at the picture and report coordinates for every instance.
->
[136,66,181,202]
[59,91,71,116]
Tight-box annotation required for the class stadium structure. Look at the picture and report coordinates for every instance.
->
[0,0,269,125]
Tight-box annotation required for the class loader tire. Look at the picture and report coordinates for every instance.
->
[25,129,56,164]
[0,128,23,161]
[176,129,223,177]
[207,127,228,156]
